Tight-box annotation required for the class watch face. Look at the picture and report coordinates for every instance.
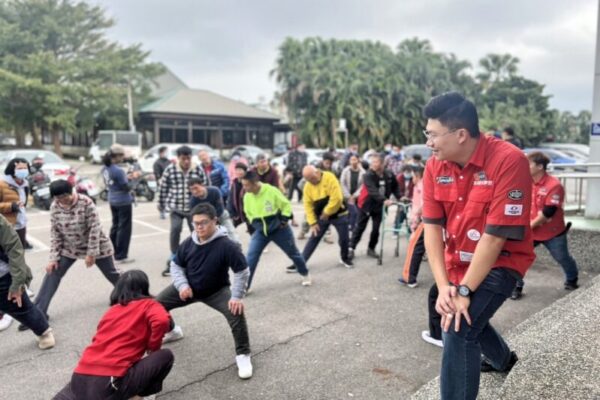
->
[459,286,470,296]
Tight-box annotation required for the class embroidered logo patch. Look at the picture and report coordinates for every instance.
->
[508,190,523,200]
[504,204,523,216]
[459,251,474,262]
[436,176,454,185]
[467,229,481,241]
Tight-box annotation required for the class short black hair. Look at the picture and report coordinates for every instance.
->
[235,162,248,171]
[400,164,413,173]
[322,152,336,162]
[503,127,515,137]
[527,151,550,171]
[4,157,30,176]
[158,146,168,154]
[191,202,217,219]
[411,165,425,177]
[369,153,385,163]
[176,145,193,157]
[49,180,73,197]
[109,269,152,306]
[242,170,259,183]
[188,177,205,187]
[423,91,480,138]
[412,154,422,161]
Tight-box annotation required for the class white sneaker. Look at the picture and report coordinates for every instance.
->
[0,314,13,331]
[421,330,443,348]
[26,286,35,298]
[37,328,55,350]
[116,258,135,265]
[301,274,312,286]
[235,354,253,379]
[162,325,184,344]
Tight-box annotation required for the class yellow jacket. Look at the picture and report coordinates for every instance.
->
[303,170,347,226]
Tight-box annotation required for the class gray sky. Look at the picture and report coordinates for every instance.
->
[93,0,597,113]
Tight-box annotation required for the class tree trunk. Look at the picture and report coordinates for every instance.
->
[52,126,62,156]
[31,122,42,148]
[15,128,25,147]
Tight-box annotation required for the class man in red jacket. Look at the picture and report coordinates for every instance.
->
[511,151,579,300]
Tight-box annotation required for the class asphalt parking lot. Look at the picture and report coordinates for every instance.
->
[0,163,579,399]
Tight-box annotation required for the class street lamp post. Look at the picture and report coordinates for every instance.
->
[585,0,600,218]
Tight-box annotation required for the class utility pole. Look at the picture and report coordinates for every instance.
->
[127,79,136,133]
[585,0,600,218]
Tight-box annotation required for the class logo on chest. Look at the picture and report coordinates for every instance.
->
[436,176,454,185]
[265,201,274,213]
[507,190,523,200]
[473,170,493,186]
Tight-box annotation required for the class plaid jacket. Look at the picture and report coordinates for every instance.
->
[158,162,209,213]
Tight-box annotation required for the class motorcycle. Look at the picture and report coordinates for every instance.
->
[28,157,52,210]
[67,167,100,203]
[131,172,157,202]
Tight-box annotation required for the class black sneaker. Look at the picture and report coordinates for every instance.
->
[340,258,354,268]
[481,351,518,373]
[161,259,171,277]
[19,313,49,332]
[286,265,297,273]
[510,287,523,300]
[564,279,579,290]
[367,248,378,258]
[348,248,355,260]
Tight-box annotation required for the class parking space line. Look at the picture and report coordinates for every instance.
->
[26,235,50,253]
[133,219,169,233]
[131,231,166,239]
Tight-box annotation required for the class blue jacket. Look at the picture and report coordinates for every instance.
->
[102,164,133,206]
[203,160,229,199]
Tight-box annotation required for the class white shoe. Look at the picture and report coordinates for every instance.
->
[37,328,55,350]
[162,325,184,344]
[421,330,443,348]
[236,354,253,379]
[301,274,312,286]
[116,258,135,265]
[26,286,35,298]
[0,314,13,331]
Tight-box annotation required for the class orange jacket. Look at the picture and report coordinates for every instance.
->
[0,180,21,225]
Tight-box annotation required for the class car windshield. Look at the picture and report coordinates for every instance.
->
[116,133,140,146]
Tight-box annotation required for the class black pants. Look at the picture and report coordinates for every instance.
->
[302,215,349,262]
[428,284,442,340]
[53,349,174,400]
[0,273,49,335]
[109,204,132,260]
[350,208,383,251]
[402,227,425,283]
[169,211,192,255]
[287,175,303,201]
[156,285,251,355]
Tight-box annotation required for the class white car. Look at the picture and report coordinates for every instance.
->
[138,143,219,173]
[0,149,71,181]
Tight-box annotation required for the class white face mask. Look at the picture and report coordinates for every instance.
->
[15,169,29,179]
[404,173,412,180]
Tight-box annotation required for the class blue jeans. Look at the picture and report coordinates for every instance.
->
[0,274,49,335]
[347,204,358,232]
[516,232,579,289]
[302,215,349,262]
[440,268,517,400]
[246,224,308,289]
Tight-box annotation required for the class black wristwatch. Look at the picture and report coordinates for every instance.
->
[457,284,473,298]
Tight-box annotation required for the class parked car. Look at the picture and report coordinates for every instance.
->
[229,145,265,165]
[540,143,589,161]
[403,144,433,162]
[138,143,219,173]
[523,148,578,166]
[89,130,143,164]
[0,149,71,181]
[273,143,288,156]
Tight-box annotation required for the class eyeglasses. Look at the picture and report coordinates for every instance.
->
[422,128,459,141]
[192,219,214,228]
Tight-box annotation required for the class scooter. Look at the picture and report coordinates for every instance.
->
[131,172,157,202]
[28,158,52,210]
[67,167,100,203]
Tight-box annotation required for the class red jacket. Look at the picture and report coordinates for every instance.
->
[74,299,170,377]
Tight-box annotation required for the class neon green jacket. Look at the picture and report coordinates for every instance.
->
[243,183,292,236]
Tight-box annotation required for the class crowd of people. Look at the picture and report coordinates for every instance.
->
[0,92,582,400]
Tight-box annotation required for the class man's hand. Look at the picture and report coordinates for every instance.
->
[85,255,95,268]
[320,213,329,221]
[310,224,320,237]
[348,196,355,205]
[7,287,23,308]
[229,299,245,316]
[46,261,59,274]
[447,295,472,333]
[179,287,194,301]
[384,199,393,207]
[436,284,457,326]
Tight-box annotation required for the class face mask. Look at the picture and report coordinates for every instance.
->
[404,174,412,181]
[15,169,29,179]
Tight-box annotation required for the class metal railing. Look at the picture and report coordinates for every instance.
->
[548,163,600,213]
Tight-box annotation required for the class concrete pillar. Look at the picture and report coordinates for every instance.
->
[585,0,600,218]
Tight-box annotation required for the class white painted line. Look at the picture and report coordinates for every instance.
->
[26,235,50,252]
[132,219,169,233]
[131,231,166,239]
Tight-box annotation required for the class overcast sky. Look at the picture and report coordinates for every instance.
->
[93,0,598,113]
